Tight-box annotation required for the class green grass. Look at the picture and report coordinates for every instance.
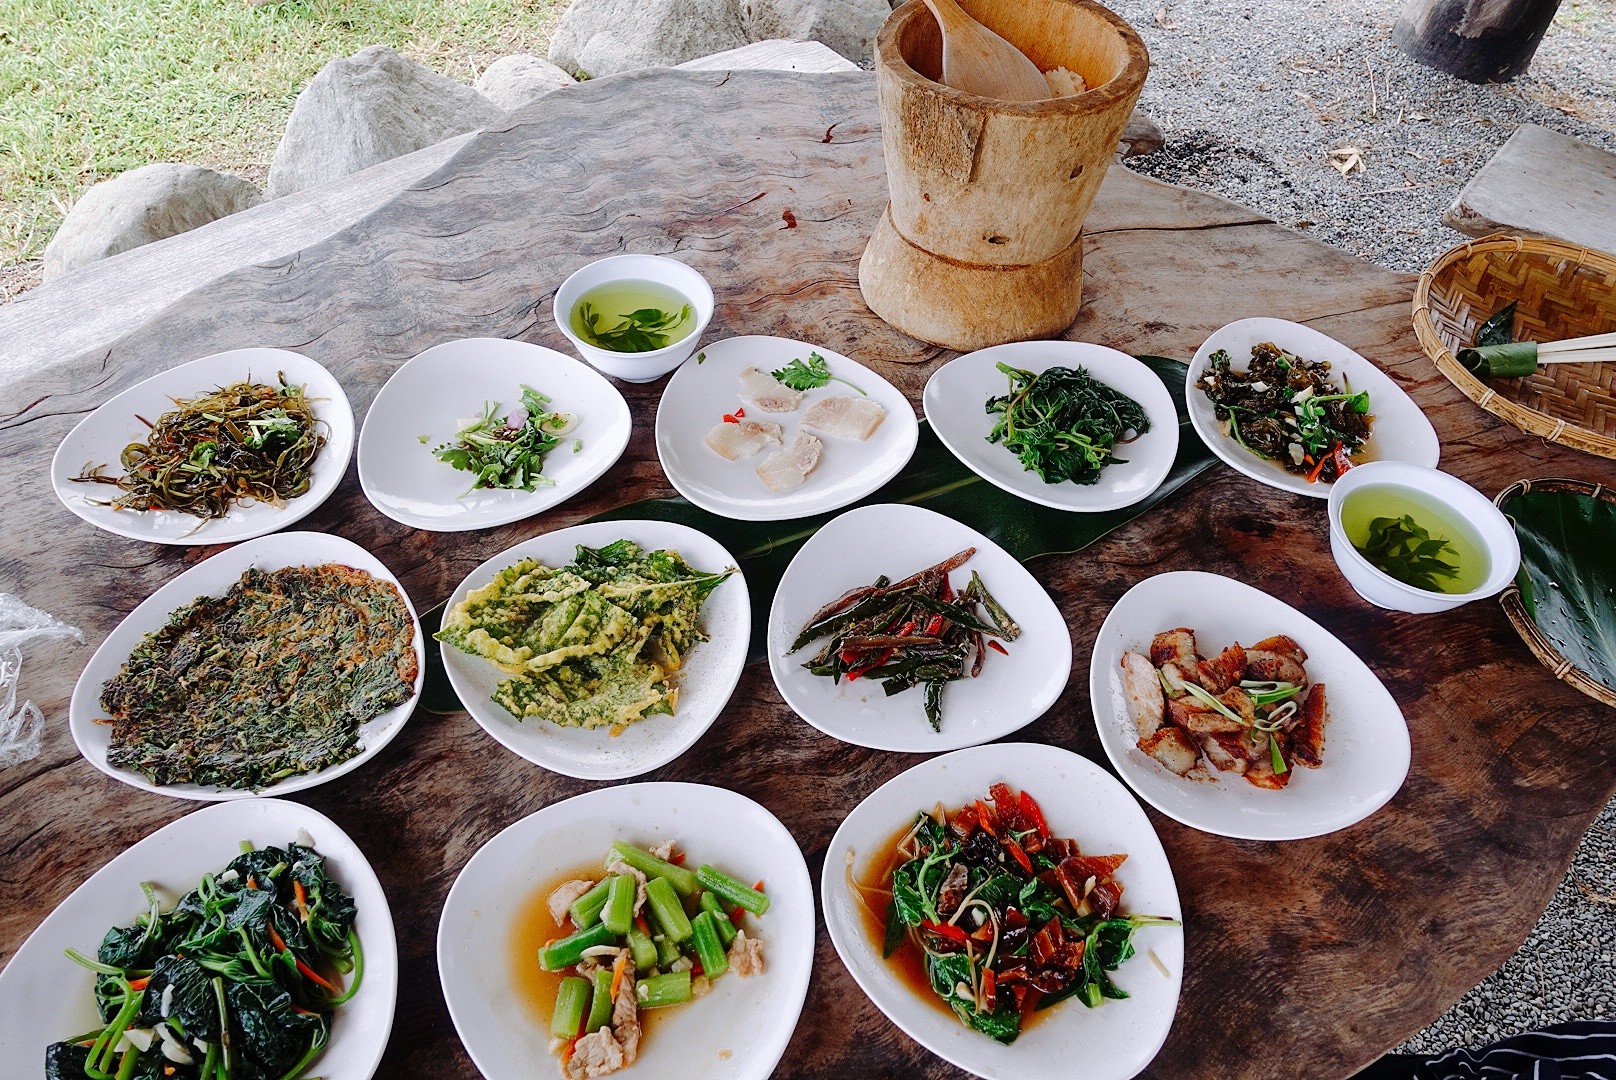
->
[0,0,566,265]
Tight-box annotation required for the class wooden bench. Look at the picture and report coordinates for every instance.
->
[1445,123,1616,255]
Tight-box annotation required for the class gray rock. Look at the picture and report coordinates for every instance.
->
[268,45,504,199]
[677,39,859,72]
[474,54,576,112]
[738,0,888,64]
[43,164,262,282]
[549,0,748,78]
[1118,110,1164,158]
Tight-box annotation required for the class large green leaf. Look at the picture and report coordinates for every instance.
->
[1503,487,1616,697]
[420,357,1215,712]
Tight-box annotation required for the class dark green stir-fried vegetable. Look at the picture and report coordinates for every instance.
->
[1358,513,1460,592]
[770,351,866,394]
[48,840,361,1080]
[789,550,1018,732]
[984,363,1150,486]
[100,565,419,790]
[72,376,327,520]
[577,302,690,352]
[432,385,575,494]
[860,784,1176,1044]
[1197,343,1371,483]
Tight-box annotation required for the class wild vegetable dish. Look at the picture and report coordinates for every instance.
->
[538,840,767,1078]
[984,363,1150,486]
[100,565,418,790]
[854,784,1175,1044]
[48,839,361,1080]
[436,540,733,730]
[432,385,578,493]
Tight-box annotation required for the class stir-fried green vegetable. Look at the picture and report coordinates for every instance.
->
[1357,513,1461,592]
[577,302,691,352]
[789,551,1018,732]
[984,362,1150,486]
[861,785,1176,1045]
[48,840,361,1080]
[72,376,327,520]
[770,351,866,394]
[432,386,575,494]
[1197,342,1371,483]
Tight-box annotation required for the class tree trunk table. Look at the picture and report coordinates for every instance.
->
[2,69,1611,1079]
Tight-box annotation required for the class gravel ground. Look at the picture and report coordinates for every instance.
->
[1106,0,1616,1060]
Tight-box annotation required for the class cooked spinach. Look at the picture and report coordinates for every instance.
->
[985,362,1151,486]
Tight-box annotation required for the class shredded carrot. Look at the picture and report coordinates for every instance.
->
[1005,838,1033,875]
[126,977,150,992]
[561,1038,578,1068]
[1305,451,1330,484]
[753,880,765,893]
[245,878,258,890]
[609,951,628,1000]
[295,956,340,994]
[981,968,997,1003]
[291,1005,320,1016]
[293,880,309,919]
[975,800,997,837]
[267,926,287,952]
[633,916,650,935]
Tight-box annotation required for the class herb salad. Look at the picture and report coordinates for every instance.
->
[432,385,576,494]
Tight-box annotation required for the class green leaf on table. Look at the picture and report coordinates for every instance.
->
[1475,300,1518,347]
[1501,487,1616,698]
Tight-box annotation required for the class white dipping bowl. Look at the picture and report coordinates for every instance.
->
[1327,461,1520,614]
[553,254,715,383]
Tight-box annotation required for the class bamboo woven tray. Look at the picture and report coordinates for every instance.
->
[1495,477,1616,709]
[1413,234,1616,459]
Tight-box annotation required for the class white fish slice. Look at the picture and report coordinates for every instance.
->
[756,431,823,492]
[801,395,886,441]
[738,367,804,413]
[703,419,783,460]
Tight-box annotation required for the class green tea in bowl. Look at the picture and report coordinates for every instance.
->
[553,254,714,383]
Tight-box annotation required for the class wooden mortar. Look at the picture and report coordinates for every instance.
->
[859,0,1149,350]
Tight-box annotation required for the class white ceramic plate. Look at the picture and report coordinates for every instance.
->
[69,531,425,800]
[823,743,1184,1080]
[439,520,749,780]
[51,348,356,544]
[654,335,919,521]
[1186,318,1440,499]
[924,341,1180,512]
[357,337,631,532]
[438,782,814,1080]
[1090,570,1411,840]
[0,798,397,1079]
[767,503,1070,752]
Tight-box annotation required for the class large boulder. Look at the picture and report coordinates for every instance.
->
[737,0,888,64]
[43,164,262,281]
[474,54,576,111]
[548,0,747,79]
[268,45,504,199]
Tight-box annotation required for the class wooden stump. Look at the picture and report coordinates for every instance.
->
[1393,0,1564,83]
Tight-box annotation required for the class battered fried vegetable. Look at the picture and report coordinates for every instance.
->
[73,376,327,520]
[100,565,419,790]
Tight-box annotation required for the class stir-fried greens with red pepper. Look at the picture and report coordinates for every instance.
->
[48,840,361,1080]
[788,550,1020,732]
[862,785,1176,1044]
[1197,342,1372,484]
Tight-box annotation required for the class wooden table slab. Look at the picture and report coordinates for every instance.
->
[1445,122,1616,255]
[2,69,1613,1079]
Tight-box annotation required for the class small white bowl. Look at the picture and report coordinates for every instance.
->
[1327,461,1520,613]
[553,254,715,383]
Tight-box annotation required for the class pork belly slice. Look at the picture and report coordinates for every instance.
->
[1246,633,1309,684]
[1198,732,1251,775]
[1138,725,1199,775]
[1290,682,1326,768]
[1149,627,1199,670]
[755,431,823,492]
[737,366,804,412]
[802,395,886,440]
[1243,752,1292,790]
[1120,651,1165,738]
[703,419,783,460]
[1197,643,1247,694]
[1166,686,1254,734]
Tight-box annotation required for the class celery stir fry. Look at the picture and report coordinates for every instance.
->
[48,841,361,1080]
[539,841,766,1077]
[858,785,1176,1045]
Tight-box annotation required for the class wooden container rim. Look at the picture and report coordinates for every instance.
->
[1411,232,1616,460]
[877,0,1150,116]
[1494,476,1616,710]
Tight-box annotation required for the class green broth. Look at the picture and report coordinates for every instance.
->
[1341,483,1490,594]
[570,280,695,353]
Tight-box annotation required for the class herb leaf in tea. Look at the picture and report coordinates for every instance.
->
[578,301,691,352]
[1358,513,1460,592]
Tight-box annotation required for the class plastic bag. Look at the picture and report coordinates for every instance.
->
[0,594,84,767]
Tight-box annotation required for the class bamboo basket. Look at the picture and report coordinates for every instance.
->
[1412,233,1616,459]
[1494,477,1616,710]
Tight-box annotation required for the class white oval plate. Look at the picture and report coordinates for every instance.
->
[823,743,1183,1080]
[0,798,397,1079]
[438,782,814,1080]
[69,531,425,800]
[924,341,1180,513]
[51,348,356,544]
[767,503,1070,752]
[357,337,631,532]
[439,520,749,780]
[1186,318,1440,499]
[654,335,919,522]
[1090,570,1411,840]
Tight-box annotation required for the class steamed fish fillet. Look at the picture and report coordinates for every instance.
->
[703,419,783,460]
[802,395,886,440]
[756,431,823,492]
[738,367,804,413]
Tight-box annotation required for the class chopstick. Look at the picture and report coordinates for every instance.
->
[1538,331,1616,365]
